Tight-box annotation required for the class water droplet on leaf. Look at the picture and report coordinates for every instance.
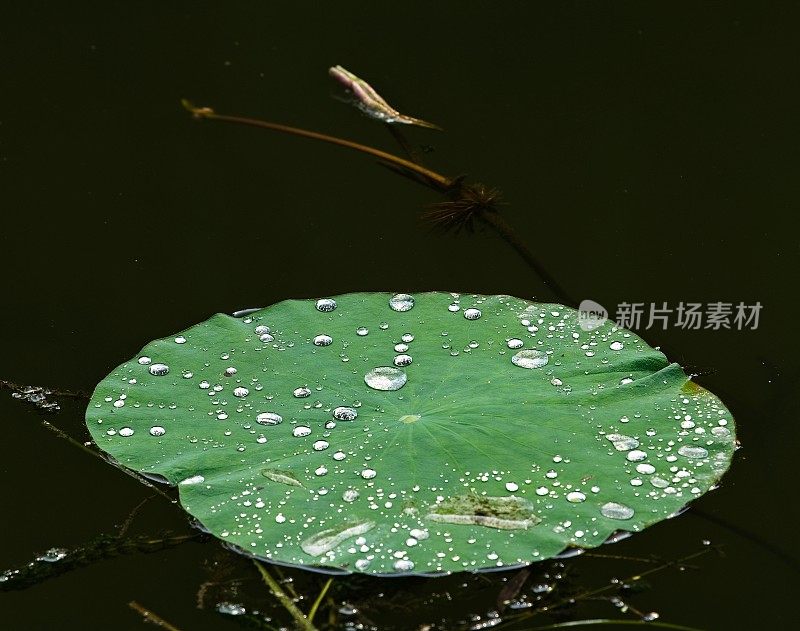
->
[511,350,549,369]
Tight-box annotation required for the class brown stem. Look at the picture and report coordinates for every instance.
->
[182,101,577,305]
[182,101,451,191]
[479,210,576,306]
[128,601,183,631]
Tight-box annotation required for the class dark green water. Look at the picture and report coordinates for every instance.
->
[1,2,798,629]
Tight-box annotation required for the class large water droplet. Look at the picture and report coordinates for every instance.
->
[393,559,415,571]
[600,502,635,520]
[463,308,482,320]
[118,427,134,437]
[361,468,377,479]
[606,434,639,451]
[149,363,169,376]
[511,349,549,369]
[313,334,333,346]
[293,386,311,398]
[256,412,283,425]
[356,327,369,336]
[678,445,709,459]
[389,293,415,312]
[313,440,329,451]
[342,489,359,502]
[610,341,624,351]
[255,325,270,335]
[315,298,337,313]
[507,338,524,349]
[626,449,648,462]
[333,406,358,421]
[149,426,166,437]
[179,475,205,485]
[233,387,249,398]
[566,491,586,503]
[393,354,413,367]
[364,367,407,391]
[293,426,311,437]
[137,356,152,365]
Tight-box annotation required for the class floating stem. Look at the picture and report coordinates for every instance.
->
[182,100,450,191]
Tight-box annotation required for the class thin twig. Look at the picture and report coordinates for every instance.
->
[549,548,713,612]
[4,382,178,503]
[525,619,707,631]
[119,497,151,537]
[689,506,799,572]
[2,533,202,592]
[493,547,716,630]
[581,553,692,567]
[128,601,184,631]
[253,561,317,631]
[307,577,333,625]
[40,419,101,459]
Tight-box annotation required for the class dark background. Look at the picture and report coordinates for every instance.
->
[1,2,798,629]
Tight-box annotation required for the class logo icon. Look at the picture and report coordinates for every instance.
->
[578,299,608,331]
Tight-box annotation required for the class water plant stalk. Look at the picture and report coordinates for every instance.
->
[181,100,575,306]
[253,560,318,631]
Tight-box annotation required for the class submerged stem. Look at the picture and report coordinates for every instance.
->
[253,561,317,631]
[307,578,333,625]
[128,601,184,631]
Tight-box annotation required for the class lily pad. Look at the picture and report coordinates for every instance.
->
[86,292,736,575]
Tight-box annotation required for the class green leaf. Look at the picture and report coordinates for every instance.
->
[86,292,736,575]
